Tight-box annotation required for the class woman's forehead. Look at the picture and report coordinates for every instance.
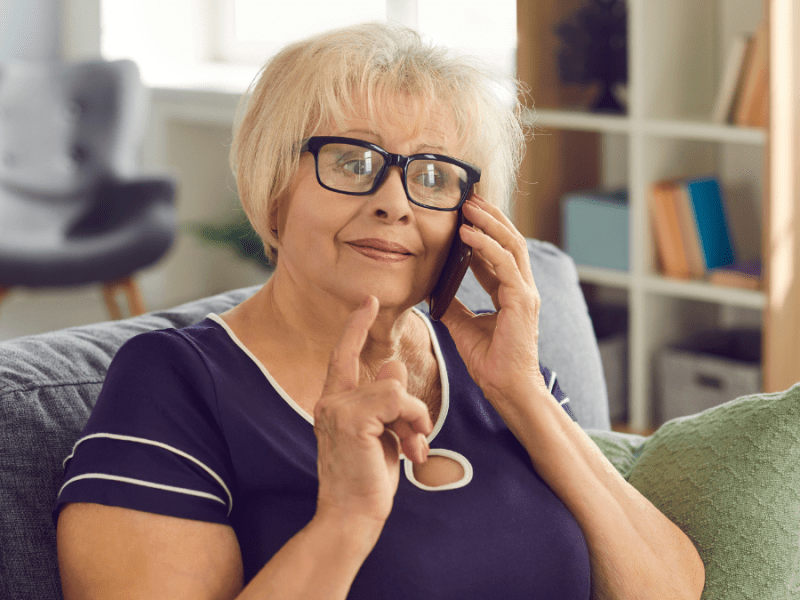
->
[321,95,460,154]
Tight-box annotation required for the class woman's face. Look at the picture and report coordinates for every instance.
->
[274,97,462,311]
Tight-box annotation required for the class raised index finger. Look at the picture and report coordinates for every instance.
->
[322,295,378,395]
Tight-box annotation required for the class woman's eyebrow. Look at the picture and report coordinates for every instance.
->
[336,129,390,145]
[339,129,376,139]
[414,143,450,154]
[336,130,451,155]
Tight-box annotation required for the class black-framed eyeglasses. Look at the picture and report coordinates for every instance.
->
[300,136,481,211]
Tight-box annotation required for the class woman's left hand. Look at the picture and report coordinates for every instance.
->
[439,194,550,408]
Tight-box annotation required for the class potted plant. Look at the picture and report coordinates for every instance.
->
[554,0,628,113]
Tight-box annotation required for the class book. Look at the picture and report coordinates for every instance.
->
[734,19,768,127]
[679,177,736,271]
[648,181,691,279]
[747,74,769,127]
[711,34,752,124]
[708,259,762,290]
[669,181,706,279]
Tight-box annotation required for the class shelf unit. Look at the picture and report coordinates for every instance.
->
[516,0,769,432]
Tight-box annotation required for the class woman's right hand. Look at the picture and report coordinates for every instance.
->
[313,295,433,527]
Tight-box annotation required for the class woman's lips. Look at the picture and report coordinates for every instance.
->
[346,239,413,263]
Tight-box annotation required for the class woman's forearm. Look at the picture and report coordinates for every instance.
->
[237,509,383,600]
[494,386,705,600]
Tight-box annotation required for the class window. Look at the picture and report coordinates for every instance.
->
[215,0,386,64]
[416,0,516,78]
[101,0,515,91]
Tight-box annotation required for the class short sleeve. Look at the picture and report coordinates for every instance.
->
[52,329,235,528]
[539,363,578,422]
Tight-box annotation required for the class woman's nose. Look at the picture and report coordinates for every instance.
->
[369,166,412,222]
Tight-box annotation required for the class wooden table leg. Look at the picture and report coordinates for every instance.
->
[102,282,123,320]
[102,276,147,320]
[0,287,11,320]
[121,276,147,316]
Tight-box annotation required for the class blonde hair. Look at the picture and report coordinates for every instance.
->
[230,22,528,264]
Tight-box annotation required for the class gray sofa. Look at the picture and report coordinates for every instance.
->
[0,239,613,599]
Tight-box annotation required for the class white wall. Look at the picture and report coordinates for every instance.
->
[62,0,100,59]
[0,0,269,341]
[0,0,61,59]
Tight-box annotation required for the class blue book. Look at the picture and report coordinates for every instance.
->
[681,177,736,270]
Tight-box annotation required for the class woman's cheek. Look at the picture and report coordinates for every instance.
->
[423,229,457,294]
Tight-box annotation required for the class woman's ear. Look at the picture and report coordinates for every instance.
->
[269,213,279,240]
[269,193,288,241]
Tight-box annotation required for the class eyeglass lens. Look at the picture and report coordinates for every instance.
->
[316,141,468,209]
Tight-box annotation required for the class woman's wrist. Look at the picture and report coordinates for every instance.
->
[240,508,385,600]
[484,383,572,457]
[311,504,386,558]
[482,375,549,414]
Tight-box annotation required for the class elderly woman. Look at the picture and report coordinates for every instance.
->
[55,23,704,600]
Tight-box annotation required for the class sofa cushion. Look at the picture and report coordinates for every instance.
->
[588,383,800,599]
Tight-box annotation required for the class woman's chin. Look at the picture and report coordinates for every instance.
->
[326,266,428,309]
[334,284,426,313]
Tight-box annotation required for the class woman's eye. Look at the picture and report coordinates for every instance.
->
[335,150,376,177]
[412,165,446,189]
[342,158,372,176]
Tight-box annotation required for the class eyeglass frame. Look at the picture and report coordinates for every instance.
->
[300,136,481,212]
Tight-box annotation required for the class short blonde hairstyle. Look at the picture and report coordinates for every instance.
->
[230,21,528,264]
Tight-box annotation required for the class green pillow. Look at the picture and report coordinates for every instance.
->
[588,383,800,600]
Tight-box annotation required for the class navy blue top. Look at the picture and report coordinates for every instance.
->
[54,309,590,599]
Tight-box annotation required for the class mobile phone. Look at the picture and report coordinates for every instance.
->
[428,210,473,320]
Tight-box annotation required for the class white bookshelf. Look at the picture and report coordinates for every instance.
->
[526,0,767,432]
[531,109,766,145]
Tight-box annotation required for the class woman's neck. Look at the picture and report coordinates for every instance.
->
[249,265,424,380]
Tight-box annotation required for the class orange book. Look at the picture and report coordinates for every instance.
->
[734,19,768,127]
[728,36,756,122]
[708,260,762,290]
[670,181,706,278]
[748,78,769,128]
[712,34,753,124]
[648,181,691,279]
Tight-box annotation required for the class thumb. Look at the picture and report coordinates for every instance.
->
[376,360,422,460]
[375,359,409,390]
[322,295,378,395]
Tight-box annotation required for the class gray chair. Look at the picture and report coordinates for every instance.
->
[0,58,176,320]
[0,239,611,599]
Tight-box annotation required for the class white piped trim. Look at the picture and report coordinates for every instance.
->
[410,307,449,442]
[545,370,571,408]
[547,370,557,393]
[206,313,314,425]
[63,433,233,515]
[404,448,473,491]
[205,309,450,443]
[58,473,227,508]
